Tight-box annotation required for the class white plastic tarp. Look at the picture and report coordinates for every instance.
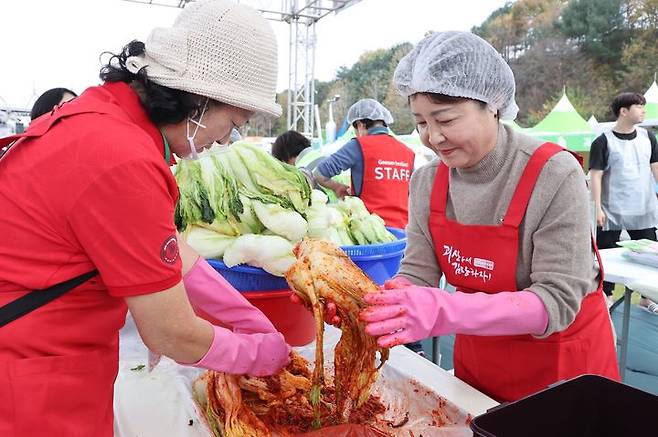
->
[114,314,497,436]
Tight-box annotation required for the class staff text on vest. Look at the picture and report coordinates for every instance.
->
[374,159,411,181]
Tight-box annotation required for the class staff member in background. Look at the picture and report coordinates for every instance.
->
[589,92,658,313]
[30,87,78,120]
[0,2,289,436]
[314,98,415,229]
[359,31,619,403]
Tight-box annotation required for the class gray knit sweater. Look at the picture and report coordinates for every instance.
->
[398,124,600,336]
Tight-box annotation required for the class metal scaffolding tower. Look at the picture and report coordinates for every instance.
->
[121,0,362,137]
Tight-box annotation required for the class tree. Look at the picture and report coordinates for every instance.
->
[329,43,413,135]
[620,0,658,93]
[472,2,516,60]
[511,35,587,125]
[473,0,567,61]
[474,0,624,124]
[383,44,415,135]
[247,0,653,138]
[558,0,627,67]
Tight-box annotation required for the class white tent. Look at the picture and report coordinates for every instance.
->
[644,80,658,122]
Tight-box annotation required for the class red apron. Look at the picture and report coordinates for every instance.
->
[356,135,414,229]
[0,100,130,437]
[428,142,619,402]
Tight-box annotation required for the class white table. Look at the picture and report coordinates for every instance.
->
[599,248,658,381]
[114,315,498,436]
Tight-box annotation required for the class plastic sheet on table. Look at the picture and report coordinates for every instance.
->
[115,316,474,437]
[295,424,389,437]
[283,329,473,437]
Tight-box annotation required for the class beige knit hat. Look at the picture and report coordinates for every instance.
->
[126,0,281,117]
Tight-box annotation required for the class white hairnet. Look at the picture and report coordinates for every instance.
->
[393,31,519,120]
[346,98,394,125]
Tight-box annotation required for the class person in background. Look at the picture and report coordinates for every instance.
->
[357,31,619,403]
[589,92,658,313]
[30,87,78,120]
[313,98,415,229]
[271,129,319,188]
[271,130,310,165]
[0,2,290,436]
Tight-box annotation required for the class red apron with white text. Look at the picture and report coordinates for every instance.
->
[0,101,129,437]
[428,142,619,402]
[356,135,414,229]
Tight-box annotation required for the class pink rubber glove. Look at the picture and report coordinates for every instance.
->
[290,293,341,326]
[384,276,415,289]
[289,277,412,327]
[187,325,290,376]
[184,257,277,335]
[360,281,548,348]
[149,257,281,372]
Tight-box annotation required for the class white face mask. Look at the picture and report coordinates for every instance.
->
[183,98,210,160]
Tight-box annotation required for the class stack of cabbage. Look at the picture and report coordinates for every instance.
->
[174,142,396,276]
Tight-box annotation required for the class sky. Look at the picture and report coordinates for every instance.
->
[0,0,508,109]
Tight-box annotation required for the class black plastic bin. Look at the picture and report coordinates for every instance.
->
[470,374,658,437]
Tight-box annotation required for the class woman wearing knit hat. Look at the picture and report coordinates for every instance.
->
[358,31,620,403]
[0,1,289,435]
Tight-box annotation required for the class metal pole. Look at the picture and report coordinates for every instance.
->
[293,18,302,130]
[287,0,295,130]
[619,286,632,381]
[309,21,317,137]
[303,20,311,135]
[314,104,323,146]
[431,336,441,366]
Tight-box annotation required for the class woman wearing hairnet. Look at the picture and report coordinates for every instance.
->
[314,98,415,228]
[0,1,289,435]
[359,31,619,402]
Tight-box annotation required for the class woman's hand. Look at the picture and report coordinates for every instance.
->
[333,183,352,199]
[360,284,549,348]
[315,174,351,199]
[596,206,606,228]
[188,325,291,376]
[359,284,445,348]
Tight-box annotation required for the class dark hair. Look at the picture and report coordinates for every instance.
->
[409,92,496,121]
[611,92,646,118]
[271,130,311,163]
[351,118,388,130]
[30,88,77,120]
[410,92,488,109]
[99,40,206,125]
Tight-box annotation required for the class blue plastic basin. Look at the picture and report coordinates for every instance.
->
[208,227,407,290]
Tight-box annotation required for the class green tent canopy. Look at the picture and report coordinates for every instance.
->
[531,92,592,133]
[525,131,595,152]
[528,92,595,152]
[644,81,658,120]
